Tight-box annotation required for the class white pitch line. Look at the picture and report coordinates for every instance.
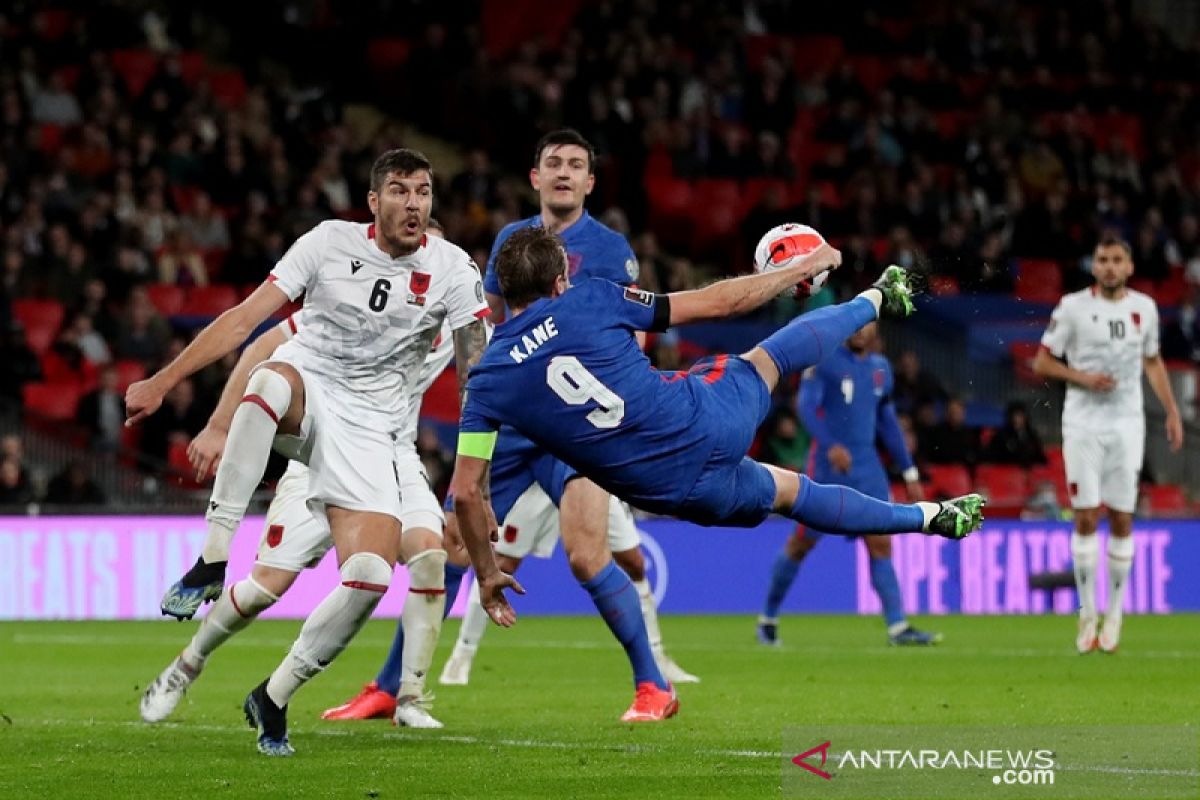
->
[7,632,1198,661]
[14,719,1199,777]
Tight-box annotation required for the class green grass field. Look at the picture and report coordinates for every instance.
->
[1,615,1197,799]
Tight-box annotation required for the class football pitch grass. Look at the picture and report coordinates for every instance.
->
[2,615,1197,799]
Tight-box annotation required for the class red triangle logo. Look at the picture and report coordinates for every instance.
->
[791,740,833,780]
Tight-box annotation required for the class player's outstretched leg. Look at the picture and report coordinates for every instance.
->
[757,526,818,646]
[322,559,468,719]
[756,266,915,387]
[863,537,942,646]
[439,578,488,685]
[776,470,984,540]
[162,368,297,620]
[141,577,281,722]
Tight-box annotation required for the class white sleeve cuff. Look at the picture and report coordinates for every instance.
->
[902,467,920,483]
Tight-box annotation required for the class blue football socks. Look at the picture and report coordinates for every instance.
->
[760,296,878,377]
[582,560,668,690]
[788,475,925,534]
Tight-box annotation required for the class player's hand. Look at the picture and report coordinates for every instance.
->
[905,481,925,502]
[828,444,852,473]
[797,242,843,279]
[478,570,525,627]
[187,424,228,481]
[1077,372,1116,392]
[1165,410,1184,452]
[125,377,166,426]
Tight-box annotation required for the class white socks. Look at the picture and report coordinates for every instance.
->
[452,579,488,655]
[399,549,447,699]
[917,501,940,530]
[1071,532,1100,618]
[1106,535,1134,624]
[633,579,665,660]
[202,368,293,564]
[182,577,279,670]
[266,552,391,707]
[857,288,883,315]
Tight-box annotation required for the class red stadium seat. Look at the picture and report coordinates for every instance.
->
[168,440,204,488]
[1014,259,1062,304]
[178,51,208,86]
[113,359,147,393]
[180,285,238,317]
[146,284,185,317]
[1029,463,1069,505]
[925,464,972,498]
[792,35,844,74]
[367,38,412,71]
[1143,484,1188,516]
[13,299,65,355]
[22,382,81,420]
[110,49,159,97]
[208,69,248,108]
[976,464,1030,508]
[1009,341,1043,384]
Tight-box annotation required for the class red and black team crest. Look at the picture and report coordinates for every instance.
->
[266,524,284,548]
[1131,311,1142,331]
[408,272,431,306]
[503,525,519,544]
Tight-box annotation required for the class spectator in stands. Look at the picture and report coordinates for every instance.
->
[0,322,42,414]
[450,149,500,212]
[30,73,83,126]
[922,397,982,467]
[0,456,33,505]
[115,287,170,366]
[1161,284,1200,364]
[180,192,231,251]
[761,407,811,473]
[983,401,1047,467]
[135,190,178,252]
[156,229,209,287]
[138,378,204,470]
[78,365,125,453]
[44,460,106,505]
[892,350,948,415]
[63,312,112,367]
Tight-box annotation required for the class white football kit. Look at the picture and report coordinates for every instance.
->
[1040,287,1160,512]
[265,220,488,521]
[256,314,458,572]
[496,487,643,560]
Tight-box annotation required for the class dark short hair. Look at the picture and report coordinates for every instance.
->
[533,128,595,174]
[494,226,568,308]
[370,148,433,192]
[1095,233,1132,256]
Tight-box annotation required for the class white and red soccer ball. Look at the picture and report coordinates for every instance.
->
[753,223,832,299]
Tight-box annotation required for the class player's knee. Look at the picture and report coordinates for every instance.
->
[406,547,447,591]
[1109,512,1134,538]
[244,365,296,426]
[339,551,393,592]
[567,547,607,582]
[249,564,299,597]
[401,525,442,561]
[230,576,281,617]
[613,547,645,581]
[1074,509,1100,535]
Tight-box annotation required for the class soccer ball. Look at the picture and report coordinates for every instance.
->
[753,223,832,299]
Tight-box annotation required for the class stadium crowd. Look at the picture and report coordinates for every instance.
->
[0,0,1196,509]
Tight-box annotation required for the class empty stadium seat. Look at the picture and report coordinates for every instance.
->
[925,464,972,498]
[168,439,204,488]
[113,359,147,393]
[13,299,65,355]
[1014,259,1062,304]
[976,464,1030,508]
[22,382,81,420]
[1143,484,1188,516]
[110,49,159,97]
[179,285,238,316]
[146,284,185,317]
[1009,341,1043,384]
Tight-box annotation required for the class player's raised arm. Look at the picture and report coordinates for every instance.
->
[187,319,293,481]
[125,281,289,426]
[665,243,842,326]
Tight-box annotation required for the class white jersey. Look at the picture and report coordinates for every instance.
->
[1040,287,1160,429]
[268,220,488,435]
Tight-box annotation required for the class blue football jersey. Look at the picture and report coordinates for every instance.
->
[482,211,638,297]
[798,346,913,477]
[461,279,719,514]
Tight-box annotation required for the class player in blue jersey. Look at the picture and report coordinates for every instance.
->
[324,130,694,725]
[451,227,985,652]
[756,323,942,647]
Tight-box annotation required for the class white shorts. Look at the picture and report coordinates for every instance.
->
[269,363,403,522]
[495,485,642,560]
[1063,421,1144,513]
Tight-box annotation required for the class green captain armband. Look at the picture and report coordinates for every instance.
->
[457,431,497,460]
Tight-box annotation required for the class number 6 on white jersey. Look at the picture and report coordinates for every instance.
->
[547,356,625,429]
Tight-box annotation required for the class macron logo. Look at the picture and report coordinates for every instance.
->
[509,317,558,363]
[792,740,833,780]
